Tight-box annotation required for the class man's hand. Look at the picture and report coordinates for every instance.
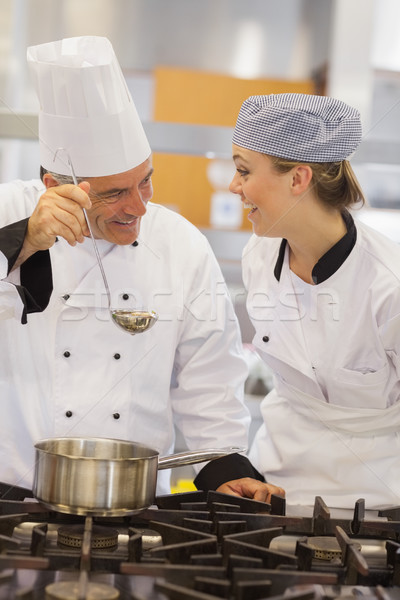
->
[14,182,92,270]
[217,477,285,503]
[27,181,92,251]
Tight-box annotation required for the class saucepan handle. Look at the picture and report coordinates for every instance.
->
[157,446,245,470]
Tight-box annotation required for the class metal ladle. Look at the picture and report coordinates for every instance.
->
[53,149,158,335]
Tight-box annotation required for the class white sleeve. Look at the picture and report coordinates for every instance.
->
[0,182,51,323]
[170,235,250,469]
[380,311,400,379]
[0,249,7,278]
[0,282,24,321]
[0,249,24,321]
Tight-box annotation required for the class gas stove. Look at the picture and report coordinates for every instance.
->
[0,482,399,599]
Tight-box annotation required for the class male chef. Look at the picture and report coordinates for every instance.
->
[0,36,283,501]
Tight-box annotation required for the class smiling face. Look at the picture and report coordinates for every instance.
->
[84,157,154,245]
[229,145,299,238]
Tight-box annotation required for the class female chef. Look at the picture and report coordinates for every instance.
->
[224,93,400,509]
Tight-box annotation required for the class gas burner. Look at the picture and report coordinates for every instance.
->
[45,580,120,599]
[306,536,350,561]
[57,524,119,550]
[0,486,399,599]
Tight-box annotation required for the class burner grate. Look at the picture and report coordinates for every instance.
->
[0,486,398,598]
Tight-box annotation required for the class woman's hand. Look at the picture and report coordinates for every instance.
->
[217,477,285,503]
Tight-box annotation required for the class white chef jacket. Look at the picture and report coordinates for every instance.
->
[0,179,250,495]
[244,218,400,509]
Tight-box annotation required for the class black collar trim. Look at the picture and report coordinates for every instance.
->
[274,211,357,284]
[273,237,288,281]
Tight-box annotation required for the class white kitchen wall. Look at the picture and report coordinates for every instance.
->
[0,0,399,207]
[0,0,331,182]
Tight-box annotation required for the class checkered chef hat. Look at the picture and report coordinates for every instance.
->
[232,93,362,162]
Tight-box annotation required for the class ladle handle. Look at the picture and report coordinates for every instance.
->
[157,446,246,470]
[81,208,112,308]
[67,155,112,308]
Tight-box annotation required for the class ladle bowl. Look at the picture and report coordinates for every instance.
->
[111,309,158,335]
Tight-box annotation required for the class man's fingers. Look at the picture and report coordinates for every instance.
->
[252,487,270,502]
[79,181,91,195]
[263,484,285,499]
[216,478,285,504]
[51,183,92,209]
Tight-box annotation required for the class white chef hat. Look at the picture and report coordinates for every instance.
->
[27,36,151,177]
[233,93,362,163]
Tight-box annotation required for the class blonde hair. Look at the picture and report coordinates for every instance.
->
[268,156,365,210]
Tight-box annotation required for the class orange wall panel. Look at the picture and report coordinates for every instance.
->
[151,153,253,231]
[151,153,213,228]
[154,66,315,126]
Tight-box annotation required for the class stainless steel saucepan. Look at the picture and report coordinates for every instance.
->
[33,437,243,517]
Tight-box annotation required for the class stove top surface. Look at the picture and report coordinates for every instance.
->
[0,483,399,599]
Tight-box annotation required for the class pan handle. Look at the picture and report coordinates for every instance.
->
[157,446,246,470]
